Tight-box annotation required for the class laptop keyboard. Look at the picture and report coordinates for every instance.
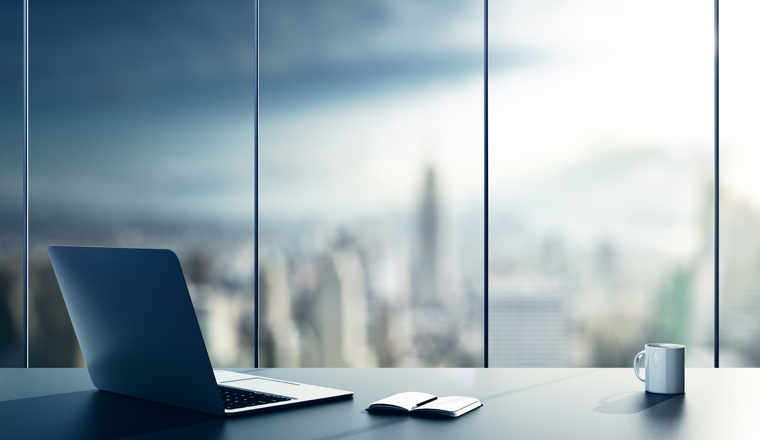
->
[218,386,294,410]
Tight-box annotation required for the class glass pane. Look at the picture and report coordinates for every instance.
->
[489,0,714,366]
[29,0,256,367]
[259,0,484,367]
[0,0,24,367]
[719,0,760,367]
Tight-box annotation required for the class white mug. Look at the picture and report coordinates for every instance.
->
[633,343,685,394]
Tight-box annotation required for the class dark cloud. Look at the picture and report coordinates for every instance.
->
[26,0,256,111]
[259,0,484,111]
[19,0,487,113]
[0,0,496,221]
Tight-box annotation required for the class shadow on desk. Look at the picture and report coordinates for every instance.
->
[594,391,685,416]
[0,389,223,440]
[311,411,457,440]
[480,369,603,402]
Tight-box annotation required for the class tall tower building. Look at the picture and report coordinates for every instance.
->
[413,166,441,307]
[410,165,468,366]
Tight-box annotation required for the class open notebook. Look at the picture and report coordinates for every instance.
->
[367,392,482,418]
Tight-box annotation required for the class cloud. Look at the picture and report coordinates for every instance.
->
[24,0,492,112]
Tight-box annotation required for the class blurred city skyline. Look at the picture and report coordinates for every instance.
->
[1,0,760,368]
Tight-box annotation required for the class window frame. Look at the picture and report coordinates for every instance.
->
[15,0,721,369]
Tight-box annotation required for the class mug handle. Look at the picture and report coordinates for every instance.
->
[633,350,646,382]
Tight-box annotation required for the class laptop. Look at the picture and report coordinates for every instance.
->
[48,245,352,416]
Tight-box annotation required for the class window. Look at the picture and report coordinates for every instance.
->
[27,0,257,367]
[0,0,24,367]
[258,0,484,367]
[0,0,745,369]
[719,0,760,367]
[488,0,714,367]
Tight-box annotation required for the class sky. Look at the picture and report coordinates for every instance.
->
[0,0,23,226]
[1,0,490,223]
[0,0,751,254]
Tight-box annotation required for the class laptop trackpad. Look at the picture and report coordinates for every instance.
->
[227,378,300,398]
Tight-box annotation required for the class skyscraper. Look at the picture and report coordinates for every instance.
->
[413,166,441,307]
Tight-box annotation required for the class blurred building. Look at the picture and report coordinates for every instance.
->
[0,253,23,367]
[489,279,572,367]
[413,166,441,307]
[718,195,760,366]
[258,249,301,367]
